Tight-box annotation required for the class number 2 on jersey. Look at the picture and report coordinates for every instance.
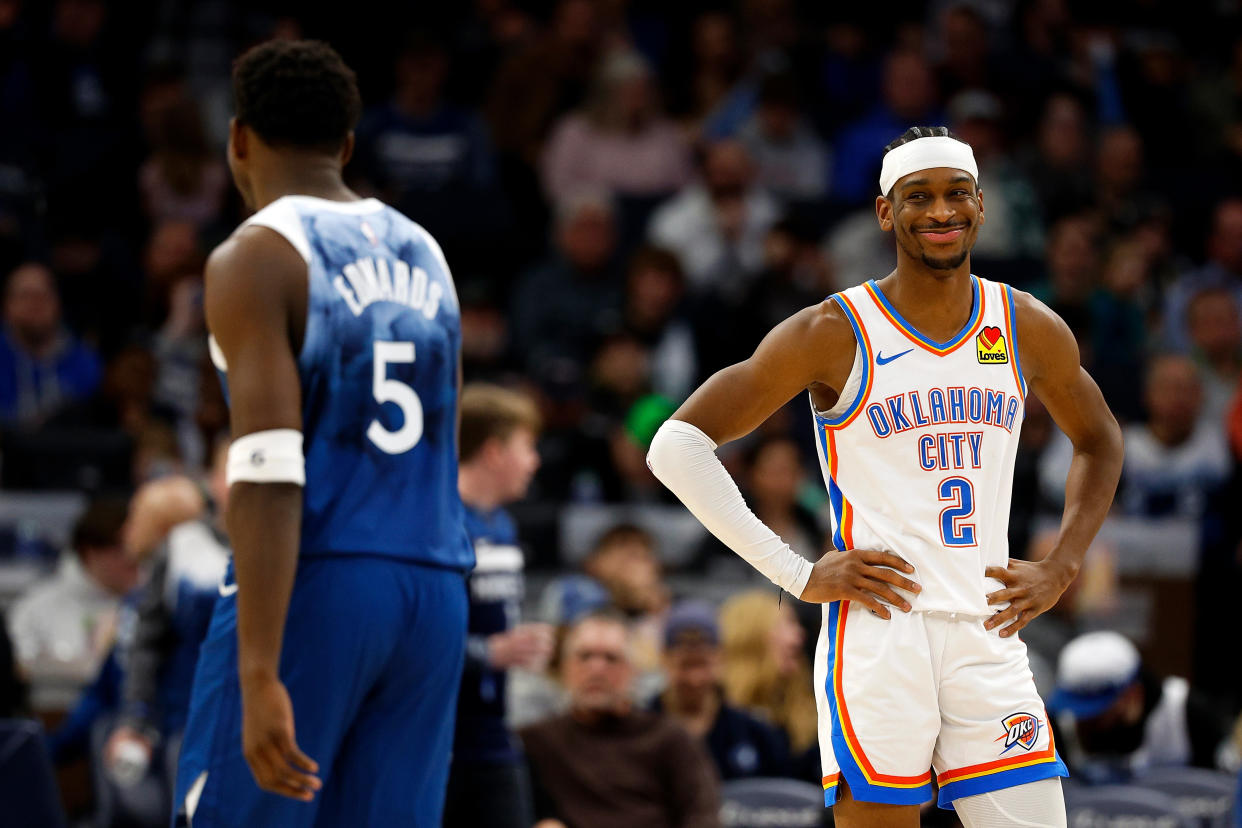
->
[367,341,423,454]
[938,477,977,547]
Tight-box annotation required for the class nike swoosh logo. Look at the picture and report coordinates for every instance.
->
[219,577,238,597]
[876,348,914,365]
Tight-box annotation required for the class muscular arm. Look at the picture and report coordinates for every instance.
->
[206,228,304,694]
[985,291,1123,634]
[648,302,920,608]
[668,301,853,445]
[205,227,319,798]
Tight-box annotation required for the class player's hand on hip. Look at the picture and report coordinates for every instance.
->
[984,558,1073,637]
[798,549,920,617]
[240,675,321,801]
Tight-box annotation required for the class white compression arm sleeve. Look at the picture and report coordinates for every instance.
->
[647,419,814,597]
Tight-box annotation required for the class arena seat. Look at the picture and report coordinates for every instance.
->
[719,777,827,828]
[1132,767,1238,828]
[1065,784,1196,828]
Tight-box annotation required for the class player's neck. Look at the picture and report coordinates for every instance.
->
[458,464,505,512]
[248,157,358,212]
[879,264,975,339]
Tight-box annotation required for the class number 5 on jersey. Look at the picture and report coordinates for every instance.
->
[368,341,423,454]
[938,477,977,547]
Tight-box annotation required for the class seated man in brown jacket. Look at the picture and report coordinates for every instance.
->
[520,609,721,828]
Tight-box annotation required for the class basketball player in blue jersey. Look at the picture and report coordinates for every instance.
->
[173,41,470,827]
[649,127,1124,827]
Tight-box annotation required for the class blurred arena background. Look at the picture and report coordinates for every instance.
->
[0,0,1240,825]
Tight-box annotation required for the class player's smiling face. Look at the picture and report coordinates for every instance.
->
[878,167,984,273]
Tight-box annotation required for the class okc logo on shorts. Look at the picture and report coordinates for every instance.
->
[976,326,1009,364]
[996,712,1040,754]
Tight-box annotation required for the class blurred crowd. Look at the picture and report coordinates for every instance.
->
[2,0,1242,824]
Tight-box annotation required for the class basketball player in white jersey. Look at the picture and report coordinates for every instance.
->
[648,126,1123,827]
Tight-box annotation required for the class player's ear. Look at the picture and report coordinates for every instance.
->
[228,118,247,161]
[875,195,894,232]
[975,187,985,226]
[340,132,355,167]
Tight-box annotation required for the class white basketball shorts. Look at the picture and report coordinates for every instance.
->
[813,601,1067,809]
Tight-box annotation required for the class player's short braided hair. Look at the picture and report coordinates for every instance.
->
[231,39,361,153]
[882,125,963,155]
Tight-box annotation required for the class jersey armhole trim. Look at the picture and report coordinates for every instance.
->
[1001,284,1027,400]
[820,293,873,429]
[241,200,313,264]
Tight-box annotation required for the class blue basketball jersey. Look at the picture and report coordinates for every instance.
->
[209,195,471,570]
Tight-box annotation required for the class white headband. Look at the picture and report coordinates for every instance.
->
[879,136,978,197]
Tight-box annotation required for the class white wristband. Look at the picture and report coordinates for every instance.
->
[226,429,305,486]
[647,419,813,597]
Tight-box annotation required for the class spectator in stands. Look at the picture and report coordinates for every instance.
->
[831,49,941,206]
[78,444,227,824]
[735,71,829,204]
[510,190,621,390]
[622,246,696,401]
[737,219,834,355]
[652,601,790,780]
[520,610,720,828]
[664,12,744,135]
[51,343,157,437]
[510,575,611,730]
[582,524,670,693]
[486,0,603,166]
[933,4,994,98]
[137,95,228,228]
[0,261,102,426]
[1089,238,1151,420]
[1031,214,1101,352]
[1022,92,1095,221]
[648,140,780,298]
[107,443,227,730]
[719,591,819,781]
[1049,631,1233,781]
[588,332,653,424]
[7,496,137,692]
[1094,125,1160,234]
[151,276,205,424]
[1186,285,1242,426]
[140,219,202,330]
[1163,197,1242,353]
[948,89,1045,268]
[353,32,502,250]
[541,50,691,204]
[445,384,554,828]
[356,33,497,205]
[1117,353,1230,518]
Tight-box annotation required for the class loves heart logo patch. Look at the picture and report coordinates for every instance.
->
[976,325,1008,364]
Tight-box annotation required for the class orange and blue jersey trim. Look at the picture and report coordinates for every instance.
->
[864,275,984,356]
[818,293,874,430]
[935,713,1067,808]
[823,601,933,806]
[816,428,854,552]
[814,293,869,551]
[1001,284,1027,401]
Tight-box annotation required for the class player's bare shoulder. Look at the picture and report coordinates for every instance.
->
[1007,286,1078,382]
[760,296,858,400]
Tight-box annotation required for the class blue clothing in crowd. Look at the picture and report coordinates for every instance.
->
[0,328,102,425]
[454,502,526,764]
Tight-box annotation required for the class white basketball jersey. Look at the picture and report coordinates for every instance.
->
[812,275,1027,616]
